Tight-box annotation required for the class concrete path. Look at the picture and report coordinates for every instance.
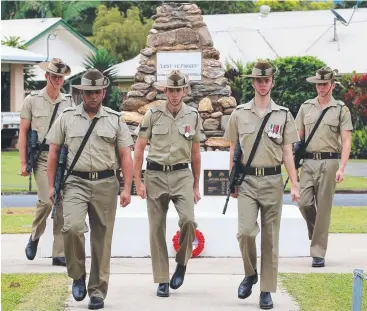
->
[2,233,367,311]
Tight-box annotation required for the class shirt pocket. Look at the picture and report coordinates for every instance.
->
[324,118,339,134]
[96,129,116,144]
[178,124,196,141]
[32,109,48,131]
[67,129,85,152]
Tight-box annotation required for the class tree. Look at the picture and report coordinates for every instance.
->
[90,5,153,62]
[13,0,100,22]
[254,0,334,12]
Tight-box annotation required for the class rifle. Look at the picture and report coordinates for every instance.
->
[223,141,245,215]
[51,145,68,220]
[283,139,305,190]
[26,129,39,192]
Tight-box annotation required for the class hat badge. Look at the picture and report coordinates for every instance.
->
[173,80,178,86]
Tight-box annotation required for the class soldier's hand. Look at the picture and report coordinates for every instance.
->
[335,168,344,183]
[136,182,146,199]
[193,183,201,204]
[230,186,238,199]
[120,189,131,207]
[20,162,29,177]
[290,184,300,202]
[49,187,55,203]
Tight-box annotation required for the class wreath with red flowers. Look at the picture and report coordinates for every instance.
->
[172,229,205,258]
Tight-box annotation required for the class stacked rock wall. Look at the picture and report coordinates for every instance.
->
[120,2,235,150]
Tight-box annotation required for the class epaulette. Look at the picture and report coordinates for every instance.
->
[303,99,313,104]
[279,106,289,111]
[30,90,39,96]
[336,100,345,106]
[103,106,120,116]
[235,103,246,110]
[64,94,72,97]
[62,107,76,113]
[149,107,160,113]
[188,106,198,113]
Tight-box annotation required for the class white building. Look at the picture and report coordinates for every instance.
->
[1,17,97,82]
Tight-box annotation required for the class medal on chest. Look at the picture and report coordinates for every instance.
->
[268,124,282,139]
[185,125,190,138]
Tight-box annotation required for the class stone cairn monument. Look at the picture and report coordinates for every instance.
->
[120,2,236,150]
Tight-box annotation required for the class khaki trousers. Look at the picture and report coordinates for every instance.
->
[32,152,64,257]
[298,159,339,258]
[237,174,283,293]
[144,168,196,283]
[62,175,119,299]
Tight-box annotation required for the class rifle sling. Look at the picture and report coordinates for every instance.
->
[244,111,273,169]
[36,101,61,160]
[303,106,331,150]
[62,117,99,185]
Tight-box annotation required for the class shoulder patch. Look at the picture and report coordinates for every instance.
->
[30,90,39,96]
[62,107,76,113]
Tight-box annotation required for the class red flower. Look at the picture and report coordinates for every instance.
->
[172,229,205,258]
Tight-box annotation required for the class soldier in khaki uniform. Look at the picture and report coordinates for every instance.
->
[224,60,300,309]
[134,70,203,298]
[19,58,74,266]
[296,67,353,268]
[46,69,134,310]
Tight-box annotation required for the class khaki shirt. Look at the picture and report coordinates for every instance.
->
[224,99,299,167]
[20,87,75,144]
[138,102,204,165]
[295,96,353,153]
[46,104,134,172]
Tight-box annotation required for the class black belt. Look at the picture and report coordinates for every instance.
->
[146,162,189,172]
[304,152,341,160]
[243,165,281,177]
[70,170,115,180]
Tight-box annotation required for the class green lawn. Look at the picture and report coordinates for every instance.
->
[2,151,367,193]
[1,208,35,234]
[1,273,69,311]
[330,206,367,233]
[2,206,366,234]
[280,273,367,311]
[1,151,38,193]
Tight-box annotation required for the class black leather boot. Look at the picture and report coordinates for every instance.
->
[72,274,87,302]
[25,235,39,260]
[52,257,66,266]
[238,269,258,299]
[259,291,273,309]
[88,296,104,310]
[170,264,186,290]
[312,257,325,267]
[157,283,169,297]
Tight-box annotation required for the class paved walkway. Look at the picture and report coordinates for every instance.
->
[2,233,367,310]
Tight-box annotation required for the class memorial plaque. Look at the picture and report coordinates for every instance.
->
[203,169,230,196]
[119,170,145,195]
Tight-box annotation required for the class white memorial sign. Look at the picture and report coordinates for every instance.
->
[156,51,202,81]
